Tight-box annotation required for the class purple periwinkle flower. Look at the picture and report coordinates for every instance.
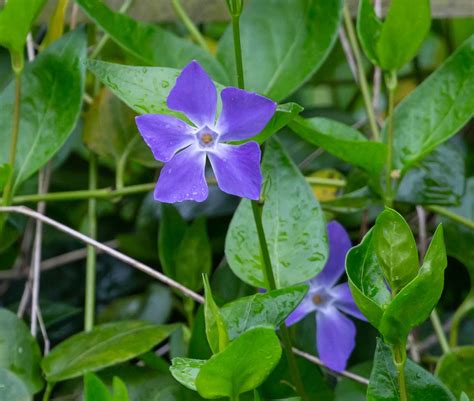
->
[135,61,277,203]
[286,221,367,373]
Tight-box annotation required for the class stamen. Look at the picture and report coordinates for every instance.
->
[201,133,213,144]
[312,294,322,304]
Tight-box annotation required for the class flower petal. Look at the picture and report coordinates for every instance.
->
[316,306,356,372]
[167,61,217,127]
[215,87,277,141]
[208,142,262,200]
[155,145,208,203]
[285,296,316,327]
[135,114,195,162]
[332,283,367,321]
[313,221,352,288]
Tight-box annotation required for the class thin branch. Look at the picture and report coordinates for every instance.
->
[339,28,358,83]
[0,206,204,303]
[292,348,370,385]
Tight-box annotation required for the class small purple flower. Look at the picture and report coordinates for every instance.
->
[135,61,277,203]
[286,221,367,372]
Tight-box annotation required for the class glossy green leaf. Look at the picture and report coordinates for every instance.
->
[0,0,46,55]
[460,392,470,401]
[243,103,304,145]
[203,275,229,354]
[217,0,343,101]
[84,372,112,401]
[0,308,43,394]
[289,116,387,175]
[346,229,391,328]
[379,225,447,344]
[0,29,86,191]
[396,142,465,206]
[195,328,282,399]
[220,285,308,340]
[386,36,474,171]
[436,346,474,399]
[375,0,431,70]
[112,376,130,401]
[170,357,206,391]
[175,218,212,292]
[373,208,419,293]
[368,339,456,401]
[42,321,177,382]
[357,0,382,65]
[76,0,228,83]
[0,163,11,192]
[83,87,156,169]
[0,368,30,401]
[226,138,328,289]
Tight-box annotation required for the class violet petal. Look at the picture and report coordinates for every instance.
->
[154,144,208,203]
[332,283,368,321]
[216,87,277,141]
[316,306,356,372]
[208,142,262,200]
[312,221,352,288]
[167,60,217,128]
[135,114,195,162]
[285,296,316,327]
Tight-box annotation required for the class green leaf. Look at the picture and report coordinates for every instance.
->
[289,116,387,176]
[346,229,391,328]
[0,308,43,394]
[243,103,304,144]
[195,327,282,399]
[0,29,86,191]
[112,376,130,401]
[217,0,343,101]
[386,36,474,171]
[373,208,419,293]
[396,142,465,206]
[41,321,177,382]
[379,225,447,344]
[460,393,470,401]
[84,372,112,401]
[0,163,12,192]
[83,87,156,169]
[0,0,46,55]
[357,0,382,66]
[226,138,328,289]
[159,205,187,279]
[436,346,474,399]
[220,285,308,340]
[375,0,431,70]
[169,357,206,391]
[0,368,30,401]
[75,0,228,83]
[203,275,229,354]
[368,339,456,401]
[175,218,212,292]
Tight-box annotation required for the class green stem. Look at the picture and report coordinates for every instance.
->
[392,343,408,401]
[84,153,98,332]
[7,177,345,204]
[426,205,474,230]
[449,292,474,347]
[42,382,55,401]
[171,0,209,51]
[116,135,140,191]
[342,3,380,141]
[384,70,397,207]
[231,14,245,89]
[90,0,134,58]
[430,309,450,354]
[0,73,22,236]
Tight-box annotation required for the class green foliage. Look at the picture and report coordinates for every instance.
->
[203,275,229,354]
[357,0,431,70]
[0,29,86,192]
[368,339,456,401]
[386,36,474,172]
[42,321,177,382]
[436,346,474,399]
[217,0,343,101]
[289,115,387,176]
[84,372,130,401]
[0,308,43,394]
[0,368,31,401]
[226,138,328,289]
